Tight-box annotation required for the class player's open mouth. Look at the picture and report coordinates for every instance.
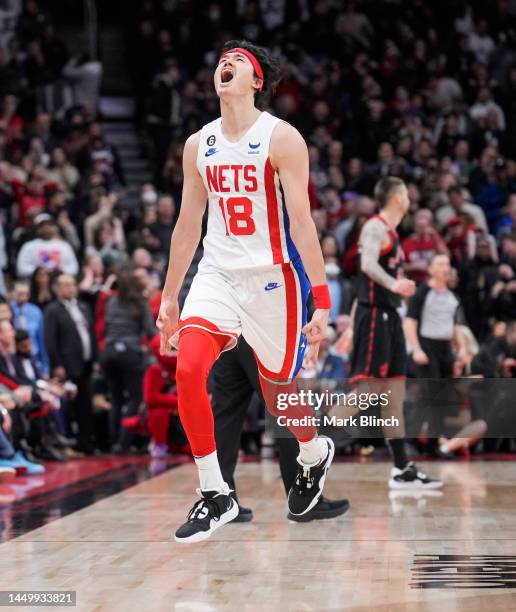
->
[220,67,234,84]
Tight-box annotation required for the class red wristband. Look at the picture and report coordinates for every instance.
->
[312,284,332,309]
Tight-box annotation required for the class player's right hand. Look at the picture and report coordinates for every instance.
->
[156,300,179,355]
[392,278,416,297]
[302,308,329,367]
[413,349,429,365]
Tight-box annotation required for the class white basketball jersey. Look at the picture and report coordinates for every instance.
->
[196,111,300,272]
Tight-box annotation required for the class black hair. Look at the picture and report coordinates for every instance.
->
[447,184,461,194]
[116,263,145,319]
[15,329,30,343]
[374,176,405,209]
[220,40,282,108]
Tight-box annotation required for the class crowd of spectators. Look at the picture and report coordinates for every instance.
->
[1,0,516,481]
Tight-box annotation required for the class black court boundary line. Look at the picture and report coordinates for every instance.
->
[0,460,182,543]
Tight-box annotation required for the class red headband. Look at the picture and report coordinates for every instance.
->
[220,47,264,91]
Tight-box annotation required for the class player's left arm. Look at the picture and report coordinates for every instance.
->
[270,122,329,364]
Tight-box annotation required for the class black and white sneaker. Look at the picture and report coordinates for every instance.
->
[287,495,349,523]
[174,489,239,543]
[389,462,443,490]
[288,436,335,516]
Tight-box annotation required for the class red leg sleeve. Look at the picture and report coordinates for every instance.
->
[259,375,316,442]
[176,327,227,457]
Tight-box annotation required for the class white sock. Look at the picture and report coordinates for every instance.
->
[194,451,230,494]
[298,437,326,466]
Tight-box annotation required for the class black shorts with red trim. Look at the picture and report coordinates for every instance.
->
[349,303,407,382]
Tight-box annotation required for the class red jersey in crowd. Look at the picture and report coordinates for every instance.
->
[402,232,447,284]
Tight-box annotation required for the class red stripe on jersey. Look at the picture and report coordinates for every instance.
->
[264,158,284,264]
[255,263,298,380]
[364,306,377,376]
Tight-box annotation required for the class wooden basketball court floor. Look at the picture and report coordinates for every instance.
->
[1,459,516,611]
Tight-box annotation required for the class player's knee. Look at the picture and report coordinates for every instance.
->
[175,357,201,391]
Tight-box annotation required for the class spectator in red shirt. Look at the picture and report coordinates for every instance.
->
[144,335,179,458]
[402,208,449,284]
[11,165,59,227]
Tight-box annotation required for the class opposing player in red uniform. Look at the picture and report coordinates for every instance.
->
[349,177,442,490]
[157,40,335,543]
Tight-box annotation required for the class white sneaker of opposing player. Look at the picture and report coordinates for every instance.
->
[389,462,443,489]
[174,489,239,544]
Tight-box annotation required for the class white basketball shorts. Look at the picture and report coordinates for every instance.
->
[174,258,310,382]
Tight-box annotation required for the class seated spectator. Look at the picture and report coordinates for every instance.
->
[498,195,516,238]
[499,232,516,272]
[402,208,449,284]
[444,214,479,263]
[10,164,59,227]
[468,147,511,233]
[90,219,126,263]
[0,318,64,463]
[321,234,350,320]
[16,213,79,278]
[144,195,176,258]
[76,122,126,188]
[144,335,179,458]
[45,148,80,195]
[132,247,154,270]
[0,399,46,475]
[436,186,488,233]
[13,329,44,384]
[472,320,516,378]
[334,196,375,250]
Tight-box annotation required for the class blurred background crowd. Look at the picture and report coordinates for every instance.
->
[0,0,515,478]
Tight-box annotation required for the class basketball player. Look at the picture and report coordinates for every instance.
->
[349,177,442,489]
[157,40,335,543]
